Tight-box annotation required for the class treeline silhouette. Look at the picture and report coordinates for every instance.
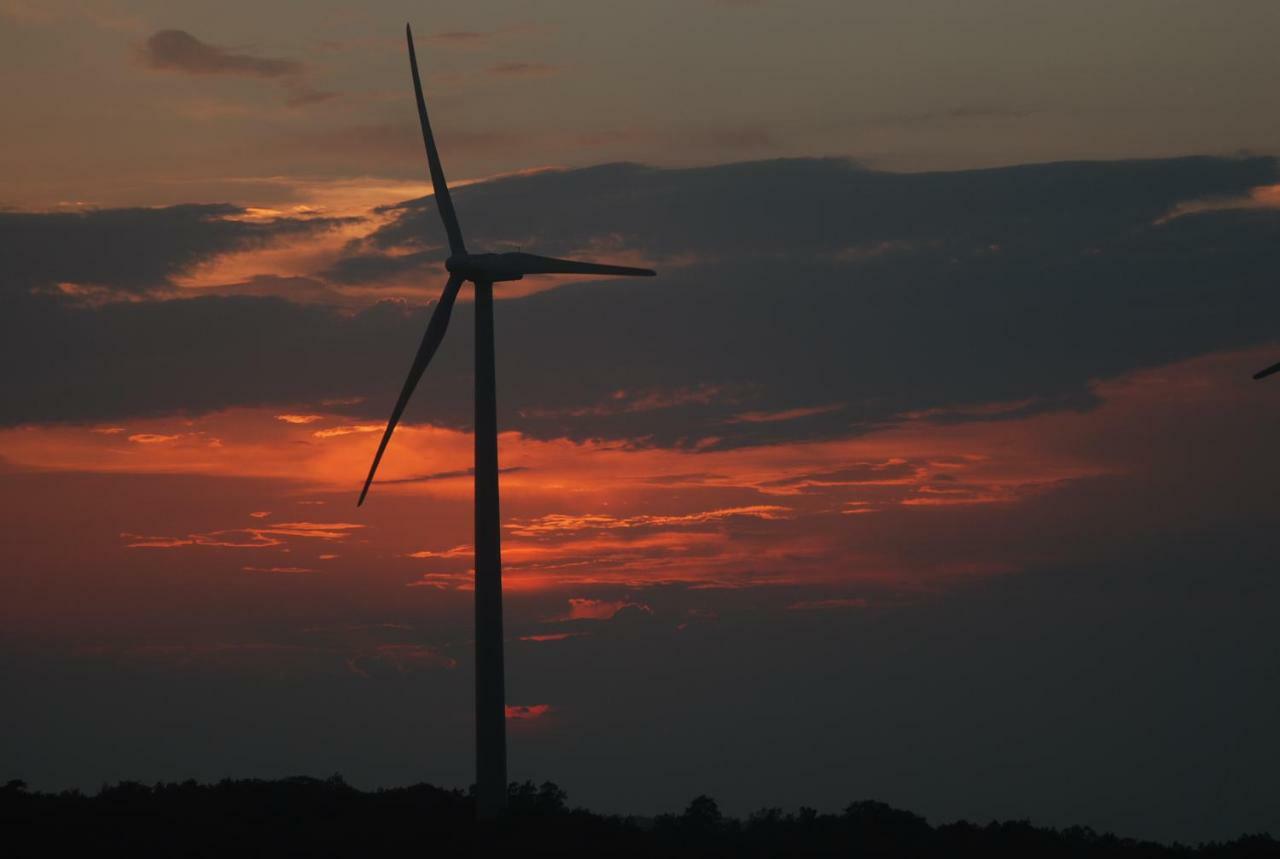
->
[3,776,1277,857]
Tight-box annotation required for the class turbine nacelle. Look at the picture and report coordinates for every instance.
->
[446,253,528,282]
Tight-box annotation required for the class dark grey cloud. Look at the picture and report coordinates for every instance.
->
[3,157,1279,446]
[0,292,394,424]
[372,155,1275,260]
[194,274,350,304]
[0,204,343,296]
[282,83,338,107]
[141,30,301,78]
[140,30,337,107]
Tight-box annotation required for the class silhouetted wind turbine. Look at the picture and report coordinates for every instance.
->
[357,24,656,820]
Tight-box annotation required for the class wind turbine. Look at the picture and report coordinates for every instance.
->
[357,24,656,820]
[1253,360,1280,380]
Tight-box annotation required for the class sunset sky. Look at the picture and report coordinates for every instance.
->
[4,0,1280,843]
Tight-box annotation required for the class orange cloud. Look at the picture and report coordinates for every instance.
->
[1157,183,1280,223]
[520,632,588,642]
[506,505,790,536]
[128,433,182,444]
[7,345,1277,595]
[551,598,652,621]
[407,545,472,560]
[727,403,843,424]
[406,572,474,590]
[122,522,363,550]
[312,424,384,439]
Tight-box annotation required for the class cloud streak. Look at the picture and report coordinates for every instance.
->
[141,29,300,78]
[123,522,363,550]
[139,29,336,107]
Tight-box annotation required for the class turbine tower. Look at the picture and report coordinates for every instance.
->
[358,24,656,820]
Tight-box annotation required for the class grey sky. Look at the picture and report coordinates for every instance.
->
[3,0,1280,207]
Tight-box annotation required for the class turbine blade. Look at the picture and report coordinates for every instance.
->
[1253,360,1280,380]
[406,23,466,256]
[358,274,465,506]
[507,252,656,278]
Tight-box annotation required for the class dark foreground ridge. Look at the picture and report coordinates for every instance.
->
[3,777,1276,857]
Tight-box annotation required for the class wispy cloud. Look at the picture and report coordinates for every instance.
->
[519,632,588,642]
[507,505,790,537]
[406,571,474,590]
[140,29,300,77]
[550,598,653,622]
[139,29,336,107]
[346,644,456,677]
[123,521,363,550]
[407,545,472,560]
[127,433,182,444]
[312,424,383,439]
[727,403,844,424]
